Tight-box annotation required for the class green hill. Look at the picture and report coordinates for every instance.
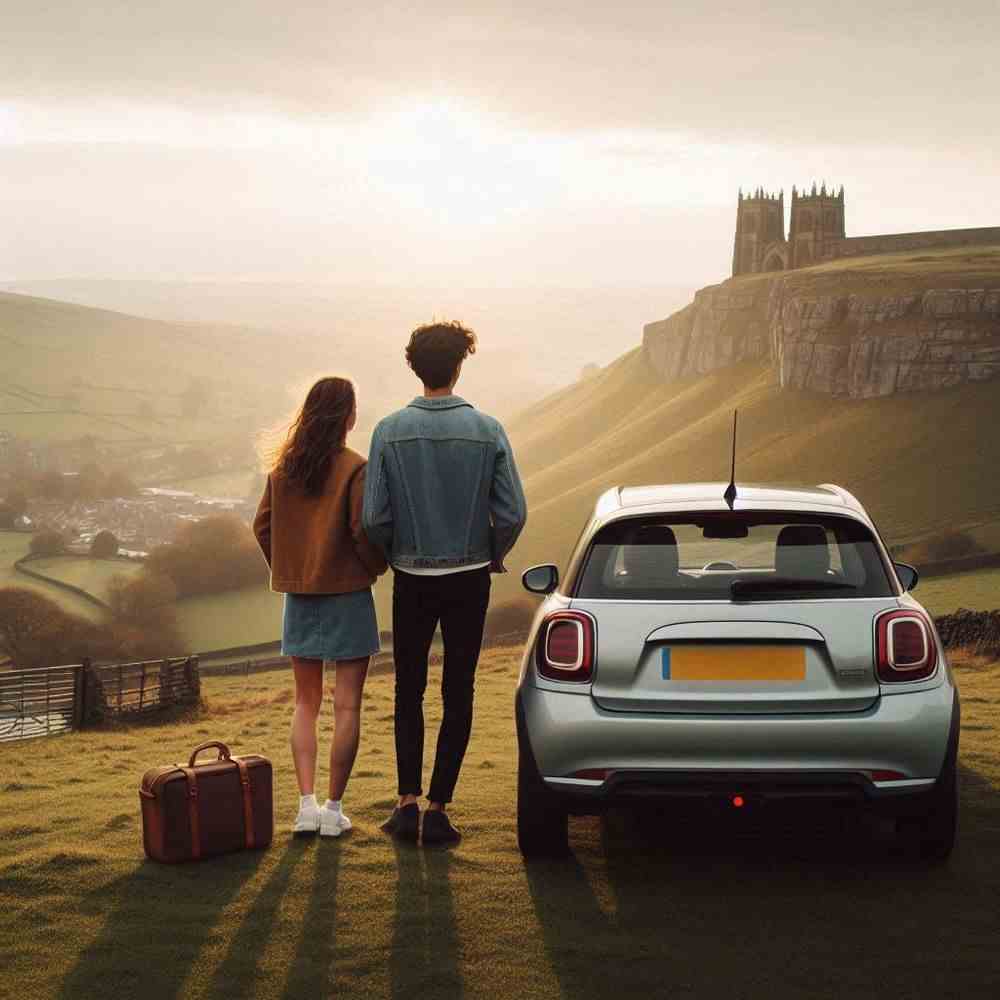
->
[0,291,329,447]
[502,345,1000,601]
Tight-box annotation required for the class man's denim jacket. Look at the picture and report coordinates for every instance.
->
[362,395,527,571]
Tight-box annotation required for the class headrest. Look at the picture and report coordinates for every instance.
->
[622,524,679,578]
[775,524,830,579]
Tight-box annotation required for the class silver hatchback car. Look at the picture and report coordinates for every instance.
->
[516,483,959,862]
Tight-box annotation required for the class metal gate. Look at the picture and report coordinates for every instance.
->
[0,664,83,742]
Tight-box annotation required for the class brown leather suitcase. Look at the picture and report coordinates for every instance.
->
[139,741,273,863]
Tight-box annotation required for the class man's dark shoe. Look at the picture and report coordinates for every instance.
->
[421,809,461,846]
[381,803,419,841]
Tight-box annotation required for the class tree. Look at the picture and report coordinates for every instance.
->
[38,470,64,498]
[145,514,266,597]
[30,530,67,556]
[107,572,177,628]
[3,489,27,517]
[0,587,105,668]
[77,462,104,501]
[90,530,120,559]
[103,470,138,498]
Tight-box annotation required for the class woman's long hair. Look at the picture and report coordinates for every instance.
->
[273,376,356,495]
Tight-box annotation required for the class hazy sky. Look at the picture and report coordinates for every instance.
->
[3,1,998,288]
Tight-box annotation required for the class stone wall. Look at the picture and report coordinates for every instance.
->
[643,274,1000,398]
[820,227,1000,264]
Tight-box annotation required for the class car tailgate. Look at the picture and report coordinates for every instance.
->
[578,599,895,714]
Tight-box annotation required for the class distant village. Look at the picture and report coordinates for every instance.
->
[0,428,258,555]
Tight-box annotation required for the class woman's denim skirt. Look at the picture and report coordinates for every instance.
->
[281,588,380,661]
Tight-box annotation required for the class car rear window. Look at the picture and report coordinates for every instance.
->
[574,511,895,601]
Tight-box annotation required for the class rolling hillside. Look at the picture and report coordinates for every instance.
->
[0,291,329,447]
[501,346,1000,605]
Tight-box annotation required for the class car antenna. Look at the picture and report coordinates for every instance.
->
[723,409,738,510]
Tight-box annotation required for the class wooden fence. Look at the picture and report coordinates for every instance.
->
[0,655,200,742]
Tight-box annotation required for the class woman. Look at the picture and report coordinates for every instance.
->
[253,376,387,837]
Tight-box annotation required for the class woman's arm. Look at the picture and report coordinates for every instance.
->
[252,474,273,566]
[351,465,389,577]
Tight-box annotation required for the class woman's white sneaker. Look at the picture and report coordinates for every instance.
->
[320,803,351,837]
[292,798,321,836]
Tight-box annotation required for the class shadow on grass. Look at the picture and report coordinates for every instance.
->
[526,766,1000,999]
[277,838,343,998]
[57,844,278,1000]
[390,842,462,999]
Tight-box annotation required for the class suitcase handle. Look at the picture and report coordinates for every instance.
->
[188,741,232,767]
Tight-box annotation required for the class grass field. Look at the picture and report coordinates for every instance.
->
[0,533,106,624]
[26,556,145,604]
[495,342,1000,613]
[174,586,286,653]
[1,647,999,1000]
[916,567,1000,617]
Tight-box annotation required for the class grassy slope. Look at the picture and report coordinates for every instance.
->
[1,649,998,1000]
[0,533,106,624]
[0,291,326,444]
[917,567,1000,617]
[26,557,144,603]
[500,347,1000,610]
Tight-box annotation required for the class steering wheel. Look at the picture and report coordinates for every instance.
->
[702,560,738,571]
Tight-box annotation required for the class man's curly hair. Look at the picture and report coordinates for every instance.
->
[405,320,478,390]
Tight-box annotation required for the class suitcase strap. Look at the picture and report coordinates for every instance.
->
[180,767,201,860]
[236,758,255,850]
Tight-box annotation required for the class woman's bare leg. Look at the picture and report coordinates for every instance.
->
[328,657,370,801]
[291,657,324,795]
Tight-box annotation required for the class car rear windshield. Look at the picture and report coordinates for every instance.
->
[574,511,895,601]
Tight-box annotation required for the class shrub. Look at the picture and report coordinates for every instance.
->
[145,514,266,597]
[3,489,28,516]
[107,572,177,630]
[0,504,14,530]
[90,530,120,559]
[30,530,67,556]
[0,587,111,668]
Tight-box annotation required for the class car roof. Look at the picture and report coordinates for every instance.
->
[594,482,867,518]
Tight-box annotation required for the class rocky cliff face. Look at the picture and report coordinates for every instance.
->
[643,274,1000,398]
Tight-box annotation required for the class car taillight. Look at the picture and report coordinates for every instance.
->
[536,611,595,682]
[876,610,937,682]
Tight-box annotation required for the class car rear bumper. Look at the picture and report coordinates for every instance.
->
[516,678,958,807]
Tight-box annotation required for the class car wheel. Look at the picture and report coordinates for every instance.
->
[897,755,958,864]
[516,715,569,859]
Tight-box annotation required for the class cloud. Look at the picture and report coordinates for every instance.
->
[5,1,999,145]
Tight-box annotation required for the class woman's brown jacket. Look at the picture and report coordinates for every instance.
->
[253,447,388,594]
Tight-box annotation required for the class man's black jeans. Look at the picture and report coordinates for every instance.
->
[391,565,491,805]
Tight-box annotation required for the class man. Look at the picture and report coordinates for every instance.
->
[363,320,527,845]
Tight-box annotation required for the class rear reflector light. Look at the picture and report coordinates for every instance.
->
[547,621,581,667]
[571,769,612,781]
[876,609,937,682]
[869,770,906,782]
[537,611,595,682]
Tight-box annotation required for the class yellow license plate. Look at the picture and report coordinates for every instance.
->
[662,645,806,682]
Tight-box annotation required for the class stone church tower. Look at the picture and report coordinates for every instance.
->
[732,182,846,276]
[788,183,845,268]
[731,188,785,276]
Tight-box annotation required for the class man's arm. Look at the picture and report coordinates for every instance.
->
[350,465,389,577]
[252,474,273,567]
[488,422,528,573]
[361,423,395,560]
